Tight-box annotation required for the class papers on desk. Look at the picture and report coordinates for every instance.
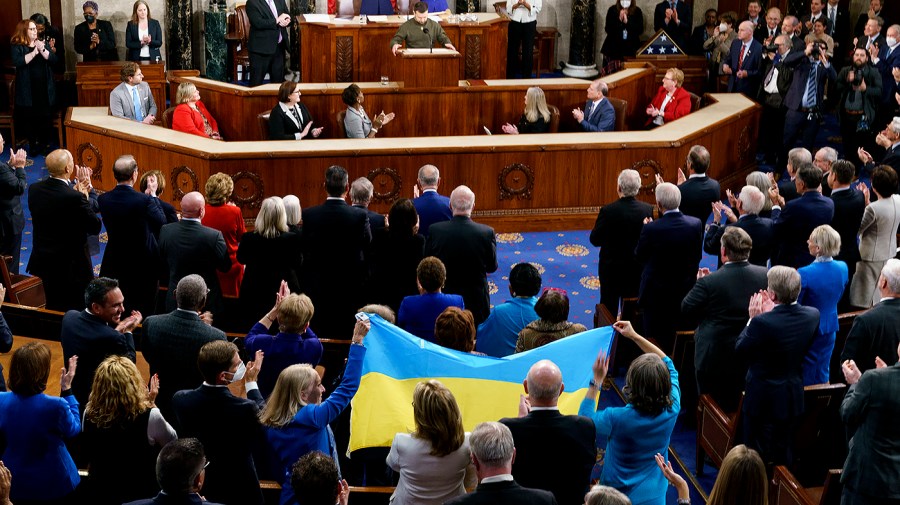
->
[367,15,389,22]
[428,15,442,22]
[303,14,331,22]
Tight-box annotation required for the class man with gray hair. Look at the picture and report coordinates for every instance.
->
[858,116,900,177]
[704,185,775,267]
[445,422,557,505]
[635,182,703,350]
[841,258,900,375]
[500,360,595,505]
[143,274,226,419]
[813,147,838,195]
[777,147,812,202]
[572,79,615,132]
[412,164,452,236]
[425,185,498,324]
[590,169,654,308]
[350,177,385,232]
[736,265,819,466]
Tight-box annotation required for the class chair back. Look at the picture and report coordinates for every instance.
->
[257,112,271,139]
[771,466,817,505]
[607,97,628,131]
[547,105,560,133]
[235,5,250,43]
[336,110,347,138]
[688,92,702,112]
[0,256,46,308]
[696,392,744,475]
[161,106,177,129]
[792,383,847,483]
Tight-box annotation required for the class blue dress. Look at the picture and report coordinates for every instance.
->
[245,322,324,398]
[397,292,465,342]
[798,257,848,385]
[578,356,680,505]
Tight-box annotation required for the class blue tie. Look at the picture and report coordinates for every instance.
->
[132,87,144,122]
[803,62,818,108]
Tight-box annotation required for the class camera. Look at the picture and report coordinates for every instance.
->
[765,44,778,52]
[810,45,820,57]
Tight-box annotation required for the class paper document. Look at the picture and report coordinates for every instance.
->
[367,15,389,21]
[303,14,332,22]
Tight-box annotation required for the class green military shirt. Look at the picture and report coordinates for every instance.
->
[390,18,451,48]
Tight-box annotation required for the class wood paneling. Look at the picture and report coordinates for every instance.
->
[76,61,168,112]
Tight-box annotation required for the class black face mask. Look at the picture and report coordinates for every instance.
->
[84,14,96,23]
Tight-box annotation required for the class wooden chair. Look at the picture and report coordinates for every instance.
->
[0,256,45,308]
[161,106,177,129]
[226,5,252,82]
[607,97,628,131]
[688,92,702,112]
[547,105,560,133]
[696,392,744,475]
[771,466,842,505]
[336,110,347,138]
[830,310,866,384]
[0,77,15,148]
[792,383,847,484]
[257,112,270,139]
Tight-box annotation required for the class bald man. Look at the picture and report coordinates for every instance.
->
[723,20,764,94]
[27,149,101,311]
[159,191,231,317]
[499,360,595,505]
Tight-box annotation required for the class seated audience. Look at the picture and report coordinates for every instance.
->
[849,165,900,307]
[579,320,679,505]
[259,319,368,505]
[501,87,552,134]
[387,380,475,505]
[572,79,615,132]
[342,84,395,138]
[476,262,541,357]
[704,185,775,268]
[398,257,464,342]
[841,259,900,375]
[82,356,176,505]
[290,451,350,505]
[270,81,323,140]
[245,287,322,398]
[369,198,425,312]
[125,0,162,61]
[798,225,848,385]
[645,68,692,127]
[515,288,587,352]
[109,61,157,123]
[0,343,79,504]
[656,444,766,505]
[172,82,222,139]
[202,173,245,298]
[434,307,481,354]
[74,1,117,61]
[125,438,225,505]
[140,169,179,225]
[171,341,266,505]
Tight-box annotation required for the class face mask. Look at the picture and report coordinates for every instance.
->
[719,23,728,32]
[84,14,95,22]
[226,362,246,383]
[888,37,898,47]
[620,0,631,7]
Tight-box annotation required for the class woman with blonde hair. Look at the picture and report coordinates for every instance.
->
[657,444,766,505]
[502,86,552,134]
[172,81,222,139]
[82,355,176,505]
[201,172,245,297]
[387,380,475,505]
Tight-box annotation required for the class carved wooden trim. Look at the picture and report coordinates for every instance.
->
[367,167,401,203]
[498,163,533,200]
[738,126,751,164]
[335,36,354,83]
[171,166,198,202]
[231,171,265,209]
[465,34,482,79]
[76,143,103,184]
[474,206,600,217]
[630,159,662,194]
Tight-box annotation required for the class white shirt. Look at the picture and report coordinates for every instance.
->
[505,0,541,24]
[481,474,515,484]
[139,25,150,57]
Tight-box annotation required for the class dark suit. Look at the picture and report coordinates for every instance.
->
[98,185,166,316]
[682,261,768,412]
[159,220,231,317]
[736,303,820,465]
[653,0,692,50]
[874,43,900,104]
[27,177,102,311]
[862,142,900,179]
[500,411,595,505]
[678,175,720,223]
[824,4,851,49]
[578,98,615,132]
[125,493,225,505]
[60,309,137,410]
[0,161,26,273]
[772,191,835,268]
[142,309,226,419]
[268,102,315,140]
[425,215,498,325]
[703,214,775,268]
[855,33,886,52]
[754,22,779,45]
[352,204,385,232]
[782,51,837,152]
[635,210,703,349]
[830,187,865,308]
[778,179,800,203]
[445,480,558,505]
[0,313,12,391]
[172,385,266,505]
[840,363,900,501]
[124,19,163,61]
[589,196,654,308]
[300,199,371,338]
[841,298,900,374]
[74,19,117,61]
[246,0,290,86]
[413,190,452,236]
[725,38,764,95]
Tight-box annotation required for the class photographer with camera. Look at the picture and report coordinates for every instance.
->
[759,34,794,167]
[838,47,882,171]
[782,40,836,162]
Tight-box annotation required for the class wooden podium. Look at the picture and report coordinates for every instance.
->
[397,48,460,87]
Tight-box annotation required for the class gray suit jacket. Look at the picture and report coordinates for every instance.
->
[110,81,157,121]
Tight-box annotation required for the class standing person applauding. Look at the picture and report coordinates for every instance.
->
[505,0,541,78]
[74,1,117,61]
[11,19,57,155]
[125,0,162,61]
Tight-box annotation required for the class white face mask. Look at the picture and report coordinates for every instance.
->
[887,36,898,47]
[719,23,728,32]
[620,0,631,7]
[226,361,246,383]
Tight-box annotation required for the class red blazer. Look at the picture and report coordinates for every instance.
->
[646,85,692,126]
[172,101,219,138]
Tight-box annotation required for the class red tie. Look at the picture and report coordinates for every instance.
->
[738,45,746,70]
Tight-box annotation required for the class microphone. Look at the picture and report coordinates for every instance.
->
[423,27,433,53]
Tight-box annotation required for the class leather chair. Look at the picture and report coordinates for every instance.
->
[257,112,270,139]
[0,255,46,308]
[161,106,177,129]
[607,97,628,131]
[547,105,560,133]
[226,5,252,82]
[336,110,347,138]
[688,92,702,112]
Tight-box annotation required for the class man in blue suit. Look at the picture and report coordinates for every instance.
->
[782,40,837,154]
[635,182,703,352]
[412,164,452,236]
[770,163,835,268]
[723,21,764,95]
[571,80,615,132]
[737,266,819,467]
[703,185,775,268]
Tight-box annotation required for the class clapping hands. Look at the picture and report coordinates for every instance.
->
[748,289,775,318]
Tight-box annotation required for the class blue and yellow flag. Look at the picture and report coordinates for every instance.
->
[348,315,615,452]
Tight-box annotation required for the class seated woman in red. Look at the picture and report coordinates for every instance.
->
[645,67,692,128]
[171,81,222,140]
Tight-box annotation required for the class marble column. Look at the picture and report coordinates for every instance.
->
[289,0,315,77]
[562,0,598,78]
[167,0,193,70]
[205,10,227,81]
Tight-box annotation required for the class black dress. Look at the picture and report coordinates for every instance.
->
[516,114,550,134]
[237,231,303,325]
[601,5,644,63]
[11,43,56,149]
[368,229,425,313]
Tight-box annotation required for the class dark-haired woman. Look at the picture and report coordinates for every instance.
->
[11,18,57,154]
[270,81,323,140]
[580,320,680,505]
[515,288,586,352]
[369,198,425,312]
[601,0,644,67]
[341,83,395,138]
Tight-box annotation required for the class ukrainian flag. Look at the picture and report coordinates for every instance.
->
[348,314,615,452]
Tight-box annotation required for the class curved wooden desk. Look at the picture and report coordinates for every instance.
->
[64,93,760,232]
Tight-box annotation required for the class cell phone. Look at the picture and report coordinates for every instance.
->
[355,312,370,322]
